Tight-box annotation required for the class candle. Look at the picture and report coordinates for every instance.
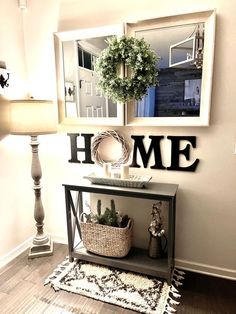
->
[120,164,129,179]
[103,163,111,177]
[111,171,116,178]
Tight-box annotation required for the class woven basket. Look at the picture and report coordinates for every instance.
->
[80,214,133,258]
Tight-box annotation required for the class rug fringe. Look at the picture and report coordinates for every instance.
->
[174,269,185,276]
[164,268,185,314]
[170,290,181,299]
[169,297,180,306]
[44,258,77,291]
[170,286,179,294]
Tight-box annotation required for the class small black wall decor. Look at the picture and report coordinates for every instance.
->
[67,133,200,172]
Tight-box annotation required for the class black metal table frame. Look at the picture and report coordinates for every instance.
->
[63,181,178,285]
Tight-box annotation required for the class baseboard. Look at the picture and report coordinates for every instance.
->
[50,233,68,245]
[0,234,67,270]
[0,236,33,269]
[175,258,236,281]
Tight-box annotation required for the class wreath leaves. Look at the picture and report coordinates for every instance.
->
[95,36,159,103]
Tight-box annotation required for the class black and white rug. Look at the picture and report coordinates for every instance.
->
[45,259,184,314]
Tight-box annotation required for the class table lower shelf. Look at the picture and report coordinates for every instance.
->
[72,246,169,280]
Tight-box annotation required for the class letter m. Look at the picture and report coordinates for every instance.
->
[130,135,165,169]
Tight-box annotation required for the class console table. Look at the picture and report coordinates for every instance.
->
[63,180,178,285]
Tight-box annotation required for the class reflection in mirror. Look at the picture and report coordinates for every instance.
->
[63,36,117,118]
[126,10,215,126]
[54,24,124,127]
[135,23,204,118]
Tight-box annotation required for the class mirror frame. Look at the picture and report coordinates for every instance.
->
[125,10,216,126]
[54,24,125,128]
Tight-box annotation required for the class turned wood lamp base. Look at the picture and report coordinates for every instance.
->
[28,235,53,258]
[28,136,54,259]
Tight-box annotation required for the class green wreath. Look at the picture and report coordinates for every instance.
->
[95,35,159,103]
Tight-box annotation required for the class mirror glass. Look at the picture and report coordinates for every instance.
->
[126,10,215,126]
[63,36,117,118]
[54,24,124,127]
[134,23,203,118]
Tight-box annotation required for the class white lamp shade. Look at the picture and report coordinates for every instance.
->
[10,100,57,135]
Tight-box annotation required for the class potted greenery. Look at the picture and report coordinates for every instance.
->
[80,199,133,258]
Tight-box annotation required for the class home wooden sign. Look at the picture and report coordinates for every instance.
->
[68,133,200,172]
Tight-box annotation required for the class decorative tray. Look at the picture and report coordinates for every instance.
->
[83,173,152,188]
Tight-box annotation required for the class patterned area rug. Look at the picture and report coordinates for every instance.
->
[45,259,184,314]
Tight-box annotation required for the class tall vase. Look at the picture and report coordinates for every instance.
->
[148,235,162,258]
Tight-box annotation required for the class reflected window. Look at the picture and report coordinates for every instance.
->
[83,51,92,69]
[78,47,83,67]
[78,46,97,71]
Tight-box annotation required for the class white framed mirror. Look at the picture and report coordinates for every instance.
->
[125,10,216,126]
[54,24,125,128]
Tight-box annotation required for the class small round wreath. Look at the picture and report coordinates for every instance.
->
[95,35,159,103]
[91,130,130,167]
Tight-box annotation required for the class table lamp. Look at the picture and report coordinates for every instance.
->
[10,99,57,258]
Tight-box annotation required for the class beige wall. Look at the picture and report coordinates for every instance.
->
[0,0,235,278]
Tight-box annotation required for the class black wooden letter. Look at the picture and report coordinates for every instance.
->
[130,135,165,169]
[167,136,199,171]
[68,133,94,164]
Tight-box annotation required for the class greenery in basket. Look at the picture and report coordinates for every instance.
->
[85,199,130,228]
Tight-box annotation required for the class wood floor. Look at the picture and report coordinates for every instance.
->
[0,243,235,314]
